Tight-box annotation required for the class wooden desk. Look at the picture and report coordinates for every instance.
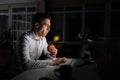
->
[11,58,101,80]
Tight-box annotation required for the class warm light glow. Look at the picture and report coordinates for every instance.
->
[53,35,60,41]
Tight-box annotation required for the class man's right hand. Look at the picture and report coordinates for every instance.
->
[52,57,67,65]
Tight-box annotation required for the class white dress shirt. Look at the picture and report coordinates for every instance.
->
[17,31,54,70]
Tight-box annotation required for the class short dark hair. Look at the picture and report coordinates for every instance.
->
[33,12,51,25]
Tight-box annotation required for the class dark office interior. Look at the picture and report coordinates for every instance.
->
[0,0,120,80]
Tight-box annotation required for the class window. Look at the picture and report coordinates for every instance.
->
[111,2,120,38]
[0,5,9,40]
[11,5,36,47]
[47,7,82,42]
[65,12,82,41]
[85,12,105,38]
[47,13,64,42]
[47,2,106,42]
[0,15,8,36]
[0,4,36,48]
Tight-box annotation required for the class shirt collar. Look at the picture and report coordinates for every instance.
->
[31,31,44,41]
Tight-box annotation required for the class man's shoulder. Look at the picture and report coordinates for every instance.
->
[19,31,33,40]
[22,31,33,37]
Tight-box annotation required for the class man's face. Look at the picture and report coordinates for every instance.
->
[35,18,51,37]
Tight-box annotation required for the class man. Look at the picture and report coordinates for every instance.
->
[15,13,67,74]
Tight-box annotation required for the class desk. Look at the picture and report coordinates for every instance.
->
[11,58,101,80]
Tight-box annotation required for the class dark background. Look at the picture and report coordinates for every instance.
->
[0,0,120,80]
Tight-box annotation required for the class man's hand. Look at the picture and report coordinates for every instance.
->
[48,44,58,57]
[50,48,58,56]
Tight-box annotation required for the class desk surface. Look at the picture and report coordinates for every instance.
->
[11,58,101,80]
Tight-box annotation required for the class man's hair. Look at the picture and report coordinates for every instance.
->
[33,12,51,25]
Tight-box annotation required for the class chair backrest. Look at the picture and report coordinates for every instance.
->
[11,42,25,78]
